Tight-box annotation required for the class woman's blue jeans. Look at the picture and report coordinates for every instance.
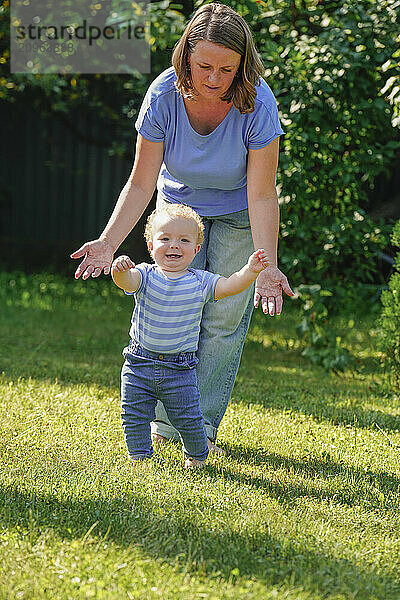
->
[152,203,255,443]
[121,342,209,461]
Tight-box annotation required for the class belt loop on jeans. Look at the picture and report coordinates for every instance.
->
[128,340,195,363]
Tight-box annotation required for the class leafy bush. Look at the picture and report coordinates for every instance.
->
[378,219,400,390]
[229,0,398,305]
[0,1,187,156]
[280,209,389,311]
[295,284,353,372]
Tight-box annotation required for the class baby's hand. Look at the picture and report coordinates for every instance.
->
[248,249,270,273]
[111,255,136,272]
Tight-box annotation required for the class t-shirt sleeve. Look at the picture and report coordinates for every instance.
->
[135,91,165,143]
[196,270,222,303]
[123,263,147,296]
[247,101,285,150]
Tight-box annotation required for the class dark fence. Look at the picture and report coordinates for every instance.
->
[1,101,154,272]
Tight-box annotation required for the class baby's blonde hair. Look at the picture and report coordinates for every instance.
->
[144,204,205,246]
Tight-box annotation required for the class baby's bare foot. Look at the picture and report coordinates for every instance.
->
[131,458,150,469]
[207,438,225,455]
[184,457,206,469]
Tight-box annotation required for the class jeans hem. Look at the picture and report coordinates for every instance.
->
[130,452,154,461]
[183,450,209,461]
[150,421,181,441]
[151,421,218,445]
[205,425,217,442]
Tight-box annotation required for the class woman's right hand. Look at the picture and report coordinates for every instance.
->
[70,239,115,280]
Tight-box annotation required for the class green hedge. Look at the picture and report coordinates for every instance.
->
[378,219,400,389]
[2,0,399,305]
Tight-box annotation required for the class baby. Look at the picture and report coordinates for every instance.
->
[111,203,269,468]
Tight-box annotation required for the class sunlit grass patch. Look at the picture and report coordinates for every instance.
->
[0,272,399,599]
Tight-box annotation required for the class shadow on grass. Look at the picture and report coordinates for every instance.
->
[219,443,400,511]
[235,341,399,433]
[0,480,398,599]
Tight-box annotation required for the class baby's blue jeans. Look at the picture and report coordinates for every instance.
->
[121,341,209,461]
[152,202,255,443]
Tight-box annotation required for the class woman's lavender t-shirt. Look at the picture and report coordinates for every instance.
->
[134,67,285,217]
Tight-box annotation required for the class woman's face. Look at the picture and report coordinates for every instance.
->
[188,40,241,102]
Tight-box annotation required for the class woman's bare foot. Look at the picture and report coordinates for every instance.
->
[152,434,225,455]
[184,457,206,469]
[207,438,225,455]
[152,433,168,445]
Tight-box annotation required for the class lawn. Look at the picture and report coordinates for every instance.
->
[0,272,399,600]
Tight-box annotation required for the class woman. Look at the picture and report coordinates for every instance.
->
[71,3,294,452]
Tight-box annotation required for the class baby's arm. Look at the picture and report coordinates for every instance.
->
[214,249,269,300]
[111,255,141,293]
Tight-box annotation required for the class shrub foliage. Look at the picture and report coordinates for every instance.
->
[228,0,398,299]
[378,219,400,389]
[1,0,399,297]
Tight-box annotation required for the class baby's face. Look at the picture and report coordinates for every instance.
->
[148,215,201,273]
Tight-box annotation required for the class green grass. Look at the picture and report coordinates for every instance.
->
[0,272,399,600]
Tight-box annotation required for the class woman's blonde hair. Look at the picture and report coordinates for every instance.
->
[172,2,265,114]
[144,204,205,246]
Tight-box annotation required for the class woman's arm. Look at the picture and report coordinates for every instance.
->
[71,134,164,280]
[246,137,294,316]
[247,138,280,265]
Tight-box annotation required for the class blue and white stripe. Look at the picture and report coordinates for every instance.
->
[127,263,221,353]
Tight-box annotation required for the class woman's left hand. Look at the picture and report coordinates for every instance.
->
[254,266,294,316]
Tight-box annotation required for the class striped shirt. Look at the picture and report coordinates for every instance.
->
[126,263,221,353]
